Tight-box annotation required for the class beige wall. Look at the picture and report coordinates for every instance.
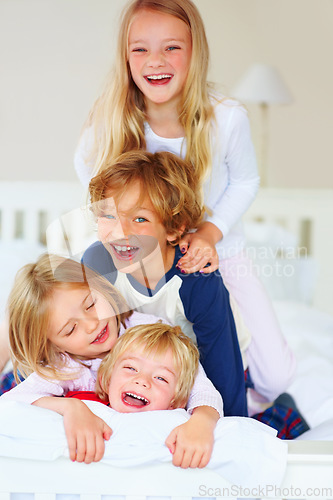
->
[0,0,332,187]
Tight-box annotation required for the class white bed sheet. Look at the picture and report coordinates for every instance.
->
[274,300,333,431]
[0,400,287,488]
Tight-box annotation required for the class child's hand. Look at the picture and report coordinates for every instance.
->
[177,223,221,274]
[63,399,112,463]
[165,406,219,468]
[165,419,213,468]
[33,396,112,464]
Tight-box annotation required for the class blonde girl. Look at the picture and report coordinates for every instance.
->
[74,0,295,414]
[1,253,222,467]
[76,0,213,188]
[8,254,131,383]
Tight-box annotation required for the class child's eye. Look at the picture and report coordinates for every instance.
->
[65,324,76,336]
[124,365,136,371]
[132,47,146,53]
[100,214,116,220]
[85,294,97,311]
[166,46,180,51]
[134,217,148,223]
[156,376,168,383]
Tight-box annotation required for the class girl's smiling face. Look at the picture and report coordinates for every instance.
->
[47,286,119,359]
[128,9,192,110]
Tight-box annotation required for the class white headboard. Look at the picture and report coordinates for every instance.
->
[244,188,333,314]
[0,181,87,246]
[0,181,89,318]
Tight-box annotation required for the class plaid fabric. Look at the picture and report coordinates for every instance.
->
[0,370,18,395]
[252,403,309,439]
[245,368,309,439]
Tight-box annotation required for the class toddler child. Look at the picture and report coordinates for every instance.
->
[96,322,199,412]
[96,322,207,467]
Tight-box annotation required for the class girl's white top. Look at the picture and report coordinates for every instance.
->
[74,97,260,259]
[1,312,223,416]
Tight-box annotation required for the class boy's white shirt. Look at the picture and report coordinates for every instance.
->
[0,311,223,416]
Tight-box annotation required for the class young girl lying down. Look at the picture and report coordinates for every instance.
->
[0,253,221,466]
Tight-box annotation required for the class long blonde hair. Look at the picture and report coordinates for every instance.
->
[96,322,199,408]
[86,0,216,186]
[8,254,132,382]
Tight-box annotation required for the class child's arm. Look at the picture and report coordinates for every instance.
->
[0,371,67,403]
[0,359,112,463]
[177,221,222,274]
[0,357,99,405]
[177,106,260,275]
[33,396,112,463]
[186,363,223,416]
[180,271,247,417]
[165,405,219,468]
[165,363,222,468]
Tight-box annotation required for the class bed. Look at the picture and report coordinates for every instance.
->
[0,181,333,499]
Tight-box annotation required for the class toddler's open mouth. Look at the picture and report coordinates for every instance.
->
[122,391,150,407]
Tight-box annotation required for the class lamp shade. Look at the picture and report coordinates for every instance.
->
[231,63,293,105]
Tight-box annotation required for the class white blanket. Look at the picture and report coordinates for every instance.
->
[0,400,287,488]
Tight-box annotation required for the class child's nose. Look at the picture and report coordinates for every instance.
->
[147,49,164,68]
[84,317,100,334]
[134,375,151,389]
[111,219,129,239]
